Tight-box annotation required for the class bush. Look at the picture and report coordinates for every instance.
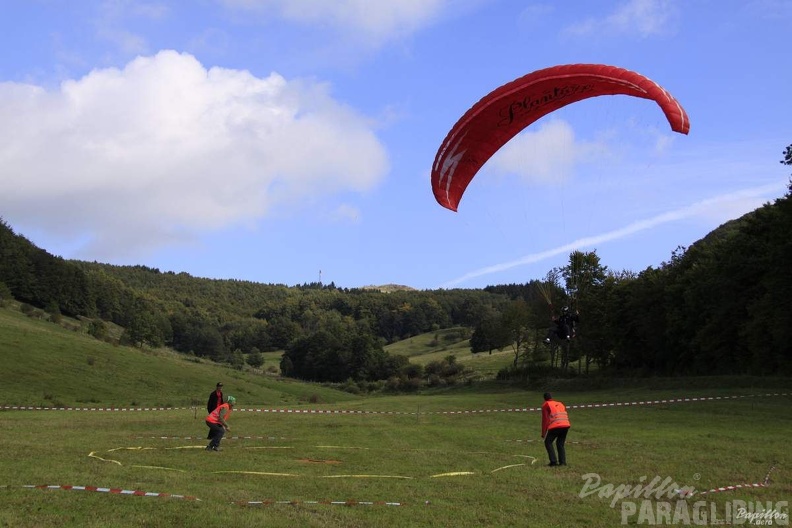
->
[385,376,402,392]
[424,360,444,377]
[88,320,107,340]
[363,380,385,392]
[45,301,61,322]
[246,350,264,368]
[402,377,423,392]
[0,281,12,304]
[401,363,424,379]
[228,349,245,370]
[443,330,465,342]
[427,374,445,387]
[339,379,361,394]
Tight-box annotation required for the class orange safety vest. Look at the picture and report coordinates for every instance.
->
[206,403,232,425]
[542,400,570,436]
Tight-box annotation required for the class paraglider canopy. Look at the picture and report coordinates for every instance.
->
[431,63,690,212]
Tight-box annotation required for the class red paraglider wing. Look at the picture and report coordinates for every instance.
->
[431,64,690,211]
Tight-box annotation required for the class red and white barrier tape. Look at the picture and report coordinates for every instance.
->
[238,499,410,506]
[133,435,286,440]
[696,464,777,496]
[697,482,768,495]
[506,439,585,444]
[8,484,413,507]
[0,406,189,411]
[6,484,200,501]
[10,467,777,507]
[3,393,788,414]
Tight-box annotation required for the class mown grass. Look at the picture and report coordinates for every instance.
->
[1,306,791,526]
[1,392,790,527]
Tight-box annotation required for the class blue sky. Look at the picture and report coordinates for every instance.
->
[1,1,789,290]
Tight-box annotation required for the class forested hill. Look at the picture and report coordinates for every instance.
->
[1,176,790,379]
[0,220,512,361]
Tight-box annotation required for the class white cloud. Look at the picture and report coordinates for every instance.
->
[517,3,555,29]
[0,50,388,260]
[219,0,449,43]
[95,0,170,55]
[328,204,362,223]
[488,120,610,185]
[564,0,679,38]
[96,28,149,55]
[100,0,169,21]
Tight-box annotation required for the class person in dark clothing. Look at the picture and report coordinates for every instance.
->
[207,382,224,414]
[544,306,579,344]
[206,382,224,439]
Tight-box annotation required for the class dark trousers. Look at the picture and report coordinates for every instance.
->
[206,421,225,448]
[544,427,569,465]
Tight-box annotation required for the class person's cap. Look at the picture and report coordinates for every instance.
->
[543,392,552,400]
[226,395,236,405]
[216,382,223,387]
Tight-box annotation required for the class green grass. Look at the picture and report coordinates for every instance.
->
[2,392,790,527]
[0,306,358,408]
[384,327,471,359]
[384,326,518,377]
[383,327,594,380]
[260,350,285,374]
[2,305,791,526]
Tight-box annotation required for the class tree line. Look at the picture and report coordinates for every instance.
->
[0,222,512,383]
[471,145,792,378]
[1,145,790,382]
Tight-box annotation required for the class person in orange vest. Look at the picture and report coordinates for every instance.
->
[541,392,571,466]
[206,395,235,452]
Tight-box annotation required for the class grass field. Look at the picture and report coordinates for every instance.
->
[1,307,791,527]
[2,390,790,527]
[0,307,359,408]
[384,326,519,378]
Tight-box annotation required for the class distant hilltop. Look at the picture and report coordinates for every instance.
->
[361,284,416,293]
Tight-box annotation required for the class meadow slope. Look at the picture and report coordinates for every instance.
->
[2,305,791,526]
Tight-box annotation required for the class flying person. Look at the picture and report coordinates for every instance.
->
[544,306,579,344]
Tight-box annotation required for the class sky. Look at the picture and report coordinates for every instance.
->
[0,0,790,290]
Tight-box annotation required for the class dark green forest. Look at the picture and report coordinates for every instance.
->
[2,146,790,384]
